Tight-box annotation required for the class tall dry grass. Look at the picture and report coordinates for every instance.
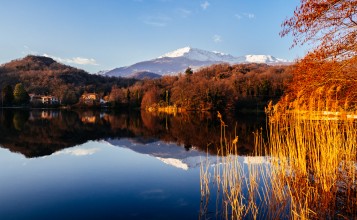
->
[267,102,357,219]
[200,105,357,219]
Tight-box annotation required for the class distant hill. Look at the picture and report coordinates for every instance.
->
[0,55,136,104]
[2,55,63,71]
[129,71,162,80]
[105,47,291,77]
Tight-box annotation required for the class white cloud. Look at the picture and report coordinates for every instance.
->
[213,34,222,43]
[43,54,99,66]
[54,148,100,156]
[234,14,242,20]
[177,8,191,18]
[235,13,255,20]
[70,57,98,65]
[244,13,255,19]
[201,1,210,10]
[21,46,99,67]
[142,15,171,27]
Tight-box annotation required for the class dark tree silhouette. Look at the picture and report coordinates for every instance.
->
[2,85,14,106]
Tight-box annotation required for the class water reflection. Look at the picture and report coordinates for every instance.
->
[0,141,204,220]
[0,109,266,219]
[0,109,265,158]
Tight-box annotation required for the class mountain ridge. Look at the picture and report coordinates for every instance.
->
[105,47,290,78]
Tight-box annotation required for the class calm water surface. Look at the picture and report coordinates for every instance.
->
[0,109,264,219]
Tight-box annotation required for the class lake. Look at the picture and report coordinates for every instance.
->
[0,109,265,220]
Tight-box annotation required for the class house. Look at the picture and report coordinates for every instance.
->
[80,93,100,105]
[41,96,59,105]
[29,94,59,105]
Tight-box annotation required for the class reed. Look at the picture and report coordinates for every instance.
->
[267,103,357,219]
[200,104,357,219]
[199,155,211,219]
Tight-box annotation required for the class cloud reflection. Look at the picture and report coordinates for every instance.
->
[54,148,100,156]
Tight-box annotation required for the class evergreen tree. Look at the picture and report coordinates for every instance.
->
[2,85,14,106]
[185,67,193,76]
[13,83,30,105]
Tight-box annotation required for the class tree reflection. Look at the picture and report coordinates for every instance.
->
[12,110,29,131]
[0,109,265,158]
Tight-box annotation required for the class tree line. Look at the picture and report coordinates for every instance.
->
[108,63,293,111]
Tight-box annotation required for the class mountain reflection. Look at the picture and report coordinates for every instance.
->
[0,109,265,158]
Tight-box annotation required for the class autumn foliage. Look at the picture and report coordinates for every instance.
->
[281,0,357,60]
[113,63,293,111]
[280,0,357,111]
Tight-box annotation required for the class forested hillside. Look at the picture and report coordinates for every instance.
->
[110,63,293,111]
[0,55,136,104]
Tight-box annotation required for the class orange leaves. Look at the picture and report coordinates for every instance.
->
[280,0,357,111]
[281,0,357,60]
[282,53,357,111]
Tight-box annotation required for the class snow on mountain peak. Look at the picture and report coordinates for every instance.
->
[158,46,237,62]
[244,55,288,63]
[159,46,192,58]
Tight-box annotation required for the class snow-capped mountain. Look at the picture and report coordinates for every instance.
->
[158,47,288,64]
[158,46,239,63]
[105,47,290,78]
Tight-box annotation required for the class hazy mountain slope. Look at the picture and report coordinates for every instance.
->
[129,71,162,80]
[105,56,218,77]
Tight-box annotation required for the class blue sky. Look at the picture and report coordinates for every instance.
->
[0,0,306,73]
